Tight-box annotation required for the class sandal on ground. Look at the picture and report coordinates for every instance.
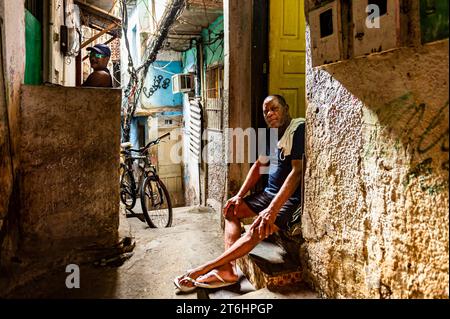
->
[194,271,238,289]
[173,274,197,292]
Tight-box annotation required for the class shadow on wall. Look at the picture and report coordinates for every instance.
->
[322,43,449,190]
[304,39,448,298]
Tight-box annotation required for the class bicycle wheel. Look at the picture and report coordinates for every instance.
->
[120,169,136,209]
[134,164,145,198]
[140,176,173,228]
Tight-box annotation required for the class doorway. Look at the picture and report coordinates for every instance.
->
[24,0,44,85]
[269,0,306,118]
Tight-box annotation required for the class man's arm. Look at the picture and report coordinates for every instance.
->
[223,156,269,216]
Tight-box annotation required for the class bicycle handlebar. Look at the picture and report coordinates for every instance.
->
[121,133,170,155]
[140,132,170,152]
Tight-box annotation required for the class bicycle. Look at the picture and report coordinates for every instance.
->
[120,132,173,228]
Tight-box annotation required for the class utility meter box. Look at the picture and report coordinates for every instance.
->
[352,0,409,57]
[172,73,194,93]
[309,1,343,67]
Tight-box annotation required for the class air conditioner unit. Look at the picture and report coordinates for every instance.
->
[172,73,194,93]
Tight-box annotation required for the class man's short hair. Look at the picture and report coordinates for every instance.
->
[265,95,288,108]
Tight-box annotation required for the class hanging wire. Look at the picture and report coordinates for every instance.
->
[120,0,186,143]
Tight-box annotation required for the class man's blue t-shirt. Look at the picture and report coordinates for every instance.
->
[263,123,305,201]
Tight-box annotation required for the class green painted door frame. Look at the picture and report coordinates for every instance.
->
[25,9,43,85]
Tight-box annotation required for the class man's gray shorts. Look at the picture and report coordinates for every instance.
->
[243,191,300,231]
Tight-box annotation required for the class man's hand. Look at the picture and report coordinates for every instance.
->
[249,207,278,239]
[223,195,244,218]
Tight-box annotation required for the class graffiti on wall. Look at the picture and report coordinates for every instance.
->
[142,75,171,98]
[368,92,449,194]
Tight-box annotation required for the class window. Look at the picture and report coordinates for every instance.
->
[138,122,146,148]
[206,66,223,99]
[205,65,224,131]
[319,9,333,38]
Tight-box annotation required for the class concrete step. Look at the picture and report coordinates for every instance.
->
[236,228,303,290]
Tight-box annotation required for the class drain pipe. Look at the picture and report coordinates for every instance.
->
[195,39,203,205]
[62,0,66,85]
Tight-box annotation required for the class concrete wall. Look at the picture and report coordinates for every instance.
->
[205,131,227,213]
[203,15,226,214]
[0,0,26,275]
[302,21,449,298]
[1,85,121,292]
[141,61,183,108]
[0,11,12,228]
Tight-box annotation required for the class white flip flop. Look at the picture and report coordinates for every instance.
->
[174,274,197,292]
[194,271,238,289]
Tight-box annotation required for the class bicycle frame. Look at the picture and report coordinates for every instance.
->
[120,132,170,208]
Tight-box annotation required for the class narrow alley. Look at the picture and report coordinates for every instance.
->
[0,0,448,303]
[5,204,316,299]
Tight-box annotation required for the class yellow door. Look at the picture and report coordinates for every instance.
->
[269,0,306,117]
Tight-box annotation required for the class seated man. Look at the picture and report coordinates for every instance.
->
[174,95,305,291]
[82,43,113,88]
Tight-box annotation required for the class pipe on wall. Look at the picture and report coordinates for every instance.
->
[45,0,54,83]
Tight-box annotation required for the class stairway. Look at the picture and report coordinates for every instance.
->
[198,226,317,299]
[237,235,303,290]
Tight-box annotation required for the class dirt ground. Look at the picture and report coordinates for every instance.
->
[8,205,225,299]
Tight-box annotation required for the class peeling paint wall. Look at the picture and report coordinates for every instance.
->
[303,22,449,298]
[48,0,78,86]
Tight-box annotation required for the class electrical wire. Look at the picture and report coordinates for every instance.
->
[120,0,186,142]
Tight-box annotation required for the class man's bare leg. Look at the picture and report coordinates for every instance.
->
[179,202,258,286]
[212,202,257,282]
[187,222,280,284]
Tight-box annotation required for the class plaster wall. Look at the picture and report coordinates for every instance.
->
[0,0,25,270]
[14,85,121,280]
[141,61,183,108]
[205,130,227,214]
[303,22,449,298]
[48,0,77,86]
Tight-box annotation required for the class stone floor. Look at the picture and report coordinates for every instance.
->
[7,203,317,299]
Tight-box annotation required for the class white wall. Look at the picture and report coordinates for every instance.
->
[47,0,78,86]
